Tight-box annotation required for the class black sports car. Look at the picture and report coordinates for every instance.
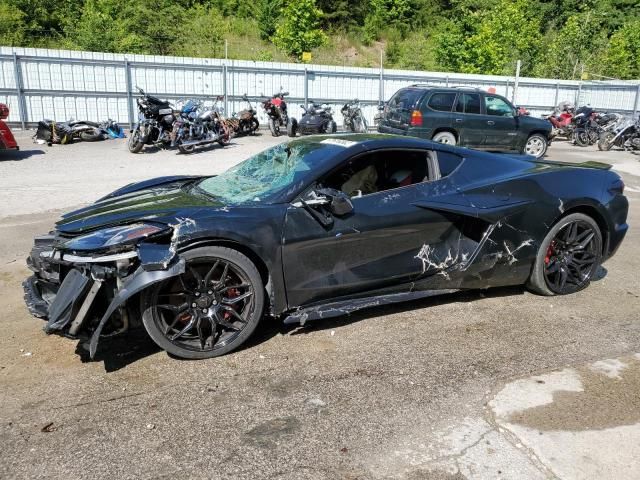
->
[24,134,628,360]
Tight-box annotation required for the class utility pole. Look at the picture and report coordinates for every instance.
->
[512,60,521,104]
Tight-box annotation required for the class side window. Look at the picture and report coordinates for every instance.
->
[321,150,432,198]
[454,93,481,115]
[389,89,423,111]
[427,92,456,112]
[485,95,514,116]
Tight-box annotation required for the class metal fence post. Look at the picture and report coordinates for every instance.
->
[304,68,309,106]
[379,49,384,104]
[505,79,510,98]
[576,82,582,107]
[633,84,640,119]
[223,64,228,115]
[124,59,134,128]
[554,82,559,107]
[445,75,449,87]
[12,53,26,129]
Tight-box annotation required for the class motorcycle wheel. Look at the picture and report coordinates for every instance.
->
[250,118,259,134]
[325,120,337,134]
[359,117,369,133]
[268,118,280,137]
[218,124,231,146]
[597,132,615,151]
[574,129,590,147]
[80,129,105,142]
[178,144,195,154]
[127,129,144,153]
[287,118,298,137]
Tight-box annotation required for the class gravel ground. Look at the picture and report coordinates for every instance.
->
[0,132,639,479]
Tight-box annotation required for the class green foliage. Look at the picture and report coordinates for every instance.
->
[1,0,639,78]
[436,0,541,75]
[0,1,26,46]
[273,0,326,58]
[257,0,283,41]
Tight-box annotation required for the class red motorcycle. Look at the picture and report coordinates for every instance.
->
[544,102,575,141]
[0,104,18,150]
[262,91,296,137]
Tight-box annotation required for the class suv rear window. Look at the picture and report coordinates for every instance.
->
[427,92,456,112]
[454,93,481,114]
[388,88,423,111]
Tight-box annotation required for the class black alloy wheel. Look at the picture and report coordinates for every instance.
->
[528,213,602,296]
[141,247,264,359]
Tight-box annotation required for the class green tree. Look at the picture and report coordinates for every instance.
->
[257,0,283,41]
[601,19,640,79]
[364,0,412,42]
[273,0,326,58]
[436,0,541,75]
[0,1,26,46]
[172,5,228,58]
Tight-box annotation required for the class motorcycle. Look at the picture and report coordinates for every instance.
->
[227,94,259,136]
[0,103,18,150]
[172,96,231,154]
[262,90,296,137]
[35,119,123,145]
[573,108,621,147]
[341,99,368,133]
[597,117,640,152]
[296,101,337,136]
[544,102,575,140]
[128,86,177,153]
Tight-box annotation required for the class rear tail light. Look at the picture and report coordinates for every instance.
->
[609,178,625,195]
[410,110,423,127]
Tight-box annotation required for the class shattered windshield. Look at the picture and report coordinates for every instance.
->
[197,142,329,204]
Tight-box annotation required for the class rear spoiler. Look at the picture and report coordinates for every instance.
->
[504,153,613,170]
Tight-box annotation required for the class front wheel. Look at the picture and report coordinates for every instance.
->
[574,129,590,147]
[287,118,298,137]
[80,128,105,142]
[127,129,144,153]
[527,213,602,296]
[268,118,280,137]
[523,133,548,158]
[141,246,265,359]
[598,131,614,151]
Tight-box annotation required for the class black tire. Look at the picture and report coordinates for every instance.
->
[218,124,231,146]
[598,132,614,151]
[249,118,259,134]
[79,129,104,142]
[329,120,337,134]
[527,213,602,296]
[523,133,548,158]
[178,144,195,154]
[127,129,144,153]
[268,118,280,137]
[287,118,298,137]
[574,129,590,147]
[141,246,265,359]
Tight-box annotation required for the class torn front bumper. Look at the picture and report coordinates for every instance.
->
[23,233,185,358]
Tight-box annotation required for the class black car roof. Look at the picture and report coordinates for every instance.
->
[287,133,456,153]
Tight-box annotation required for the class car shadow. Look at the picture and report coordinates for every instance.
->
[0,149,46,161]
[78,286,527,371]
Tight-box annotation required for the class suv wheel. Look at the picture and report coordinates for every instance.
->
[432,131,456,145]
[524,134,548,158]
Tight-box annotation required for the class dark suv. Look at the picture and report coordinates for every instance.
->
[378,85,552,158]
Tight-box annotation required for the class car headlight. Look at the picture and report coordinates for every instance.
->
[62,223,168,251]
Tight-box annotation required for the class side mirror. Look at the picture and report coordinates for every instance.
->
[317,188,354,216]
[377,104,385,111]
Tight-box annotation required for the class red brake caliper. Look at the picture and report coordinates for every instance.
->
[224,288,240,320]
[544,241,555,265]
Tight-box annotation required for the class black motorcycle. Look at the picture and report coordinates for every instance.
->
[128,86,176,153]
[35,119,123,145]
[598,117,640,152]
[296,101,337,136]
[172,97,231,154]
[341,99,368,133]
[262,91,296,137]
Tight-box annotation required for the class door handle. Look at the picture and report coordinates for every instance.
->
[487,120,495,126]
[455,118,463,123]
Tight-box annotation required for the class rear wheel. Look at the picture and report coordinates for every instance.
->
[287,118,298,137]
[141,246,264,359]
[527,213,602,296]
[178,144,195,154]
[574,129,590,147]
[598,131,614,151]
[80,129,104,142]
[432,131,456,145]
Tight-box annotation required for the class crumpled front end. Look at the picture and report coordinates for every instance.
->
[23,224,189,359]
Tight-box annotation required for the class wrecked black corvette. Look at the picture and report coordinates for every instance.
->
[24,134,628,360]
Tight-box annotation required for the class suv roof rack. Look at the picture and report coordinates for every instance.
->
[409,83,482,91]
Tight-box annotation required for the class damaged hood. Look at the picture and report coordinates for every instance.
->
[56,176,225,234]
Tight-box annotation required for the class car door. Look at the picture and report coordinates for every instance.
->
[424,91,455,138]
[483,94,519,150]
[280,148,457,308]
[452,92,485,147]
